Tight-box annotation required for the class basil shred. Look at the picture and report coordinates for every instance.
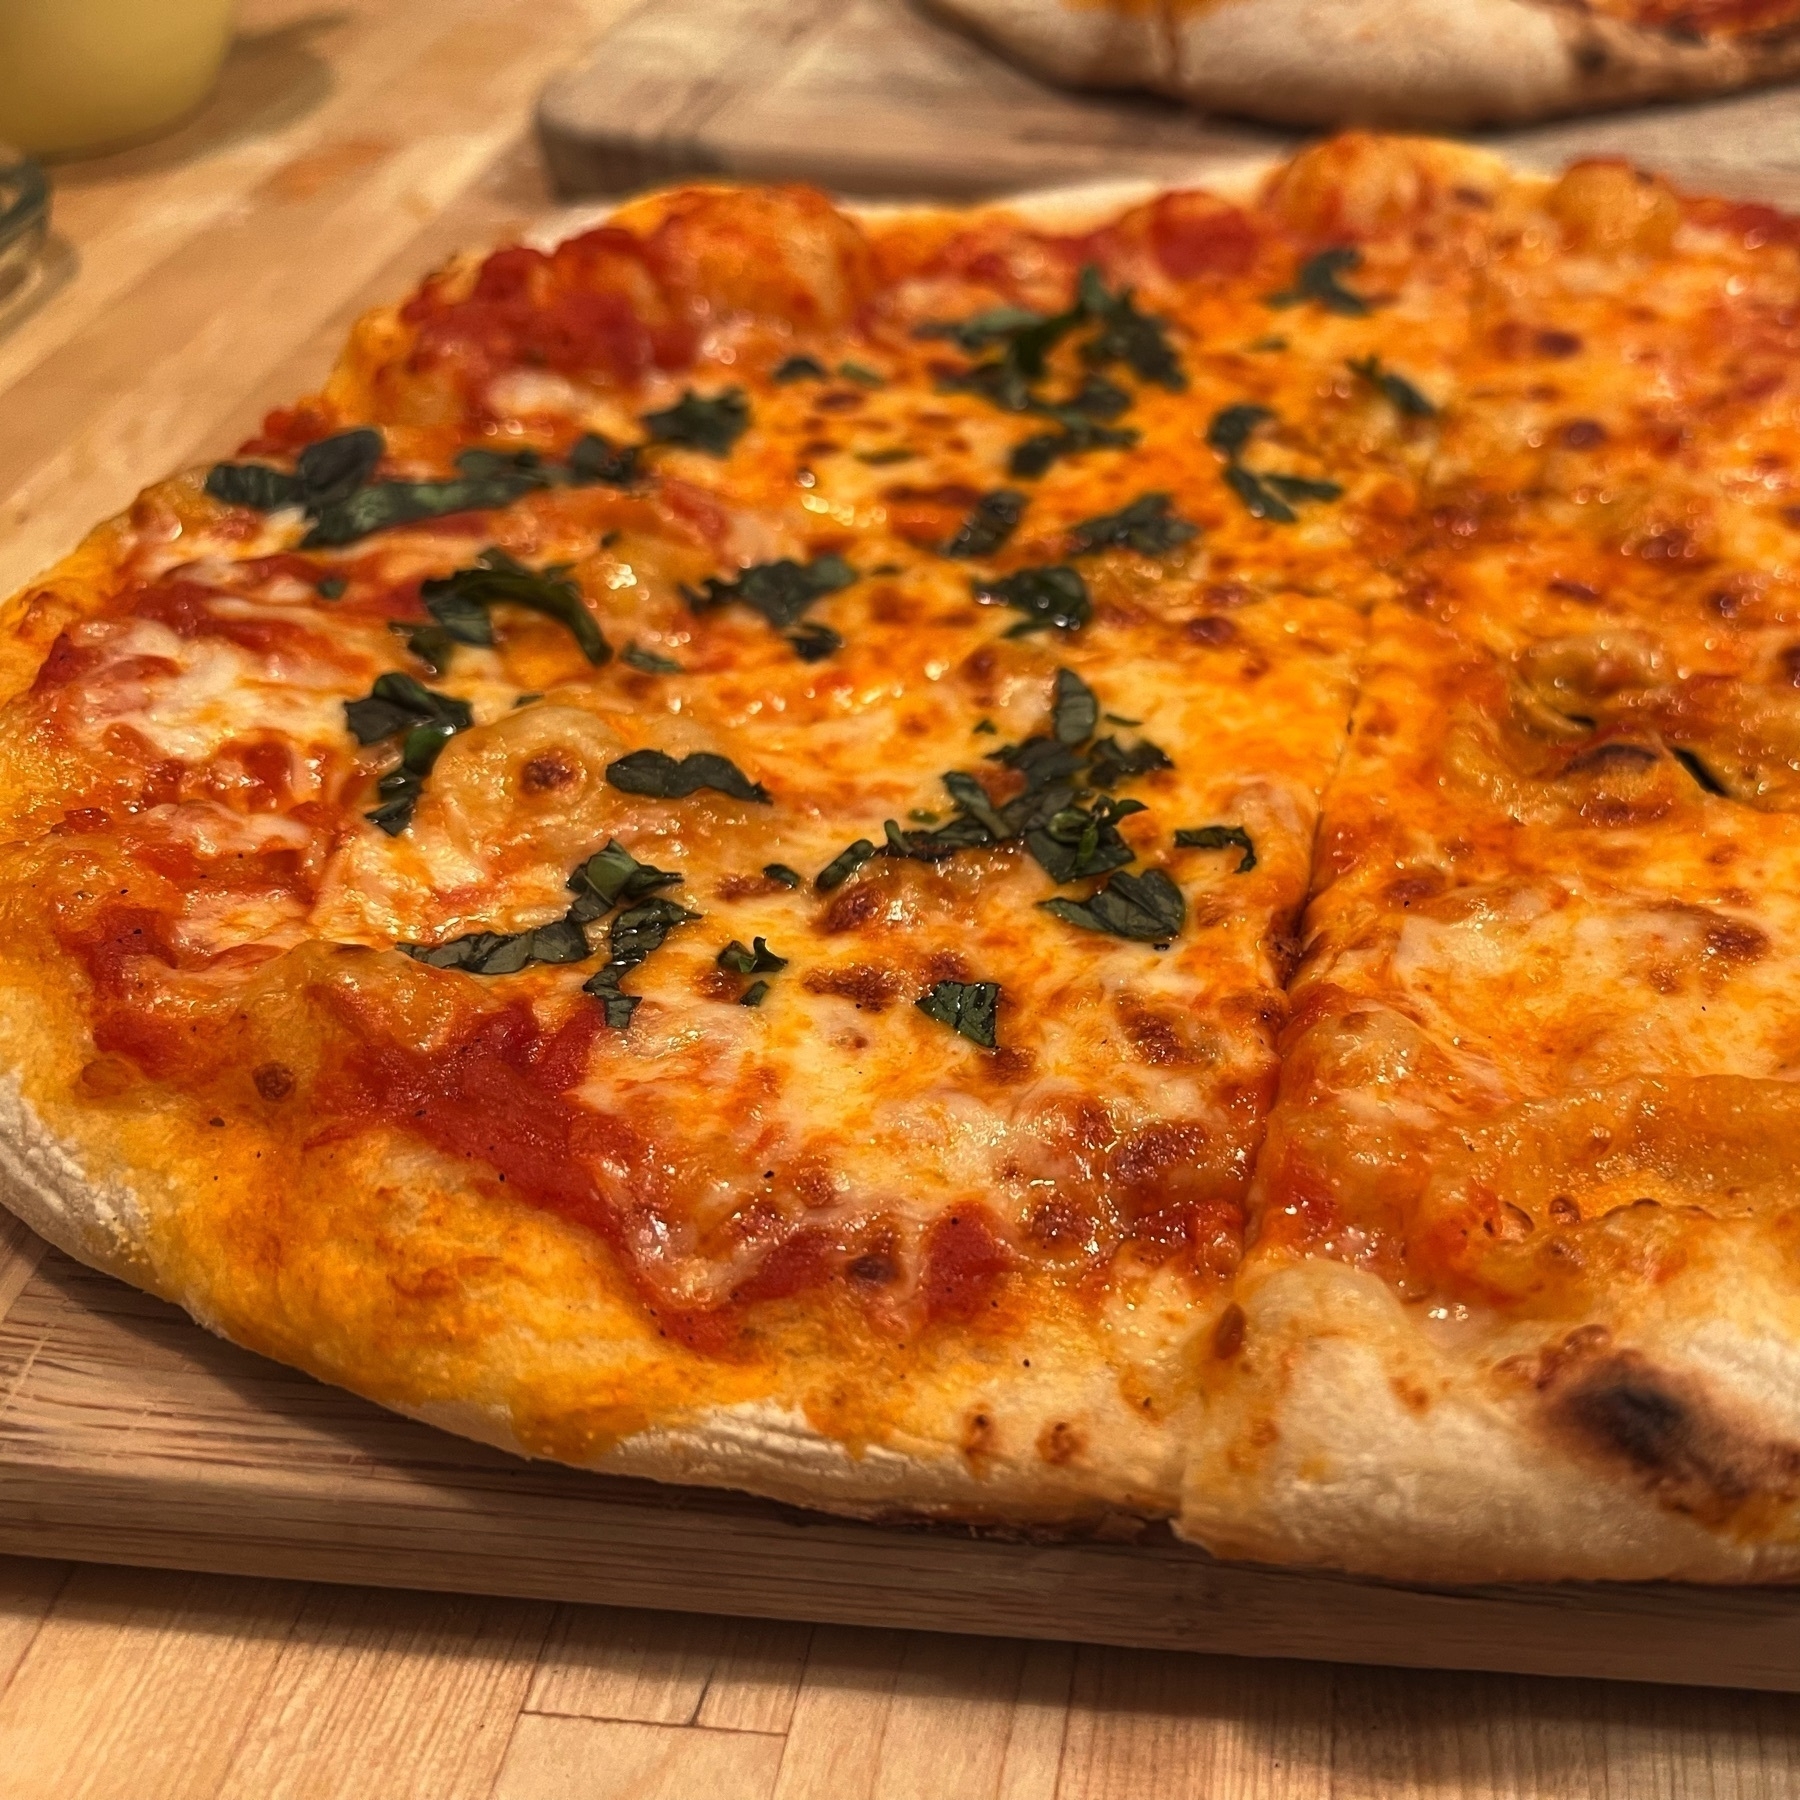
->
[343,673,473,835]
[206,427,638,549]
[400,838,695,1029]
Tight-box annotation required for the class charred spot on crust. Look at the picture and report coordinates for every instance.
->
[962,1408,997,1464]
[1565,1373,1691,1476]
[1547,1347,1800,1524]
[1037,1420,1085,1466]
[1211,1302,1247,1361]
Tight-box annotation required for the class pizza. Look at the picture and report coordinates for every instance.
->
[4,133,1800,1585]
[923,0,1800,128]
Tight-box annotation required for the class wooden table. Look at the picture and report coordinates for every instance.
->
[3,2,1800,1792]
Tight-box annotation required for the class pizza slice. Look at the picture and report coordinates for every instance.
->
[925,0,1800,129]
[0,177,1363,1532]
[1183,152,1800,1581]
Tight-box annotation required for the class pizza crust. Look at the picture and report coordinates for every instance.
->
[0,1030,1186,1534]
[1178,1260,1800,1583]
[923,0,1800,128]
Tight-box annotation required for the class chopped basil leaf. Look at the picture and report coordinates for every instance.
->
[838,670,1169,885]
[1266,246,1374,317]
[343,671,472,745]
[582,897,701,1027]
[815,839,878,891]
[922,275,1170,471]
[686,554,856,630]
[623,642,683,674]
[564,433,641,486]
[915,302,1058,354]
[1040,867,1185,943]
[717,937,788,974]
[838,360,884,386]
[315,576,347,600]
[1052,668,1099,745]
[1104,712,1141,726]
[205,461,305,512]
[740,980,771,1007]
[1263,472,1344,503]
[1075,266,1185,391]
[1223,464,1296,523]
[1065,373,1132,419]
[588,984,642,1029]
[1175,824,1257,872]
[787,620,843,662]
[1348,355,1435,418]
[1025,794,1145,884]
[210,428,633,549]
[1085,734,1173,789]
[293,427,382,506]
[987,735,1087,816]
[856,447,915,466]
[605,896,698,971]
[1247,335,1288,352]
[411,547,610,671]
[915,978,1001,1049]
[566,839,683,923]
[606,748,771,804]
[343,673,474,836]
[882,814,997,861]
[1209,407,1340,524]
[1068,492,1198,557]
[972,565,1090,634]
[943,489,1028,559]
[773,354,828,383]
[763,862,803,888]
[1010,419,1137,480]
[642,388,750,457]
[401,918,589,975]
[973,719,997,735]
[940,769,1012,841]
[1206,404,1276,460]
[305,478,502,548]
[401,843,692,993]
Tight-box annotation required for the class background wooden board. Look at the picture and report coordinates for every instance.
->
[11,0,1800,1789]
[536,0,1800,199]
[6,1242,1800,1697]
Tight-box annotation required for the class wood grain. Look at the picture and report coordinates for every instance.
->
[535,0,1800,201]
[8,0,1800,1791]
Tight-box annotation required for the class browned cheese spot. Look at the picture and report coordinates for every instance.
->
[803,964,901,1012]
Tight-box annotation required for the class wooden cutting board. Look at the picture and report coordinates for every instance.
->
[536,0,1800,199]
[4,1225,1800,1693]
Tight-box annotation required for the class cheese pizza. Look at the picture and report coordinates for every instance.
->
[4,134,1800,1582]
[924,0,1800,129]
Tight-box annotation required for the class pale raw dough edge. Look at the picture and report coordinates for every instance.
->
[923,0,1800,129]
